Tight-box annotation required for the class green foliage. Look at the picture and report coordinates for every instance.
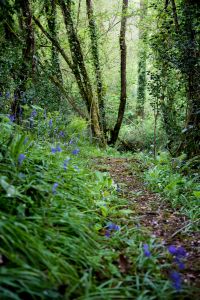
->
[0,114,191,299]
[119,115,166,151]
[140,151,200,225]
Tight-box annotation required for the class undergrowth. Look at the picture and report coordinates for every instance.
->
[0,112,197,299]
[137,151,200,229]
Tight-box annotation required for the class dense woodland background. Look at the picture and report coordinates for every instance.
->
[0,0,200,299]
[0,0,199,155]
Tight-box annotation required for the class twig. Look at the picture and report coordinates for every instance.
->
[171,218,200,238]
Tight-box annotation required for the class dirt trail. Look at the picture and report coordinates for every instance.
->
[95,157,200,288]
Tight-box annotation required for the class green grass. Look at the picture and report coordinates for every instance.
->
[136,151,200,229]
[0,114,197,299]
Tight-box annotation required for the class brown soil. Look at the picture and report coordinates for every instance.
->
[94,157,200,289]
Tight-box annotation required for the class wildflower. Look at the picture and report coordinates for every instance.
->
[168,245,187,270]
[9,114,15,122]
[168,245,177,256]
[31,109,37,118]
[170,271,182,291]
[51,147,57,153]
[18,154,26,165]
[51,145,62,153]
[69,139,73,145]
[52,183,59,194]
[107,223,120,231]
[59,131,65,138]
[49,119,53,127]
[143,244,151,257]
[56,145,62,152]
[174,258,185,270]
[0,91,2,97]
[176,247,187,258]
[63,158,70,170]
[72,148,80,155]
[105,230,111,238]
[168,245,187,258]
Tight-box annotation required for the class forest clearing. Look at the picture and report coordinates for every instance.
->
[0,0,199,299]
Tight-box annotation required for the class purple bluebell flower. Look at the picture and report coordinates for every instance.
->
[143,244,151,257]
[49,119,53,127]
[176,247,187,258]
[51,145,62,153]
[72,148,80,155]
[170,271,182,291]
[59,131,65,138]
[0,91,2,97]
[52,183,59,194]
[18,154,26,165]
[69,139,73,145]
[31,109,37,118]
[168,245,187,270]
[168,245,177,256]
[168,245,187,258]
[56,145,62,152]
[174,258,185,270]
[51,147,57,153]
[105,230,111,238]
[107,223,120,231]
[9,114,15,122]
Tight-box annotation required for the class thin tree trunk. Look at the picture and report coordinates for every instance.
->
[86,0,106,135]
[45,0,63,83]
[136,0,148,118]
[59,0,104,142]
[12,0,35,122]
[109,0,128,145]
[171,0,179,33]
[180,0,200,157]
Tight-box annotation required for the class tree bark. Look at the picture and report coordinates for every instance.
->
[45,0,63,82]
[86,0,106,135]
[12,0,35,122]
[180,0,200,157]
[109,0,128,145]
[59,0,104,142]
[136,0,148,118]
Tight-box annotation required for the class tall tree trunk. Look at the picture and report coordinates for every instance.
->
[109,0,128,145]
[45,0,62,82]
[180,0,200,157]
[86,0,106,136]
[59,0,104,142]
[12,0,35,122]
[136,0,148,118]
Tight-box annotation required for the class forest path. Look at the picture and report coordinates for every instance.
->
[94,157,200,288]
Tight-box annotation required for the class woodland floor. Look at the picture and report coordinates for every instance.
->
[94,157,200,290]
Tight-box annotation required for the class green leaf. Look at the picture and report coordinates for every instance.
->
[193,191,200,198]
